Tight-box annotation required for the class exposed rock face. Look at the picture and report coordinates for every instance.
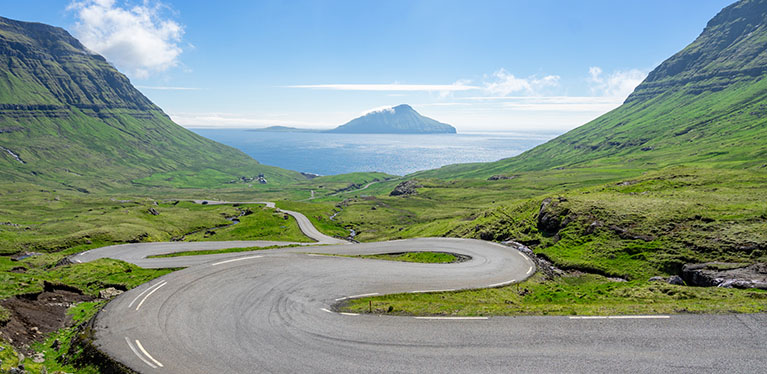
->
[330,104,456,134]
[667,275,686,285]
[682,262,767,289]
[390,180,422,196]
[537,197,569,235]
[147,207,160,216]
[487,175,517,181]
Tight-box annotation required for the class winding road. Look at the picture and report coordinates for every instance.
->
[74,203,766,373]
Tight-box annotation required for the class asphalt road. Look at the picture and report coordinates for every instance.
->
[78,203,767,373]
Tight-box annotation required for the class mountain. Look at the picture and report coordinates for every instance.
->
[329,104,456,134]
[416,0,767,179]
[0,16,304,190]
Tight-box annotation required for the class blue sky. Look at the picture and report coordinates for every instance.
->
[1,0,735,132]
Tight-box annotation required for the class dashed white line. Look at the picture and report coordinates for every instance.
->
[569,315,670,320]
[414,316,488,320]
[125,337,157,369]
[135,282,167,311]
[306,254,325,257]
[339,312,359,316]
[129,281,167,309]
[135,339,164,368]
[320,308,333,313]
[211,255,262,266]
[527,266,533,274]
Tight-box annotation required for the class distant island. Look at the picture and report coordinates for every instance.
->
[249,104,456,134]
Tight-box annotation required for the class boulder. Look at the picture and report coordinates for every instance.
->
[667,275,685,285]
[99,287,124,299]
[390,180,422,196]
[148,207,160,216]
[649,276,665,282]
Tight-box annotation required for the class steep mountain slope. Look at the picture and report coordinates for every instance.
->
[0,16,304,190]
[329,104,456,134]
[416,0,767,179]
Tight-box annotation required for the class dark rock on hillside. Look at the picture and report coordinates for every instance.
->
[488,175,517,181]
[390,180,422,196]
[537,197,570,235]
[682,262,767,289]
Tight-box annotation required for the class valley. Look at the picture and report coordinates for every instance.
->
[1,0,766,373]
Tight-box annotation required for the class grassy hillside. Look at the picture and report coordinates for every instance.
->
[0,16,305,191]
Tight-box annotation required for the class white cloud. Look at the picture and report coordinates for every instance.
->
[483,69,560,96]
[285,82,479,92]
[68,0,184,79]
[361,106,395,116]
[588,66,647,98]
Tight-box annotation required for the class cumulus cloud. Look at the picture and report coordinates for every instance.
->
[483,69,560,96]
[588,66,647,98]
[68,0,184,79]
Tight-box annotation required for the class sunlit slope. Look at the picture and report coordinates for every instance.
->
[415,0,767,180]
[0,16,304,191]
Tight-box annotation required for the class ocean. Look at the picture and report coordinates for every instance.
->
[191,129,555,176]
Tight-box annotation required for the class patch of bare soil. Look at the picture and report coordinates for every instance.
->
[0,282,93,354]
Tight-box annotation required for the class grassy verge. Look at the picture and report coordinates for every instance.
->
[341,273,767,316]
[324,251,459,263]
[149,244,302,258]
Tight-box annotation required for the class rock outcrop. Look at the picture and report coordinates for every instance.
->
[682,262,767,289]
[390,180,422,196]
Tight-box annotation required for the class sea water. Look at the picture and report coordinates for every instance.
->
[191,129,555,176]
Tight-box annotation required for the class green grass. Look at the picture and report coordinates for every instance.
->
[342,273,767,316]
[357,252,458,263]
[327,251,458,263]
[181,203,312,243]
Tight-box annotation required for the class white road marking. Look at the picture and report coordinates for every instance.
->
[569,315,671,320]
[135,282,167,311]
[339,312,359,316]
[125,337,156,369]
[73,258,82,263]
[336,292,379,301]
[414,316,488,320]
[487,280,516,288]
[136,339,164,368]
[527,266,533,274]
[306,254,325,257]
[211,255,262,266]
[129,281,167,309]
[409,289,456,293]
[321,308,333,313]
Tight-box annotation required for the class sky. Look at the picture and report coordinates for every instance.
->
[0,0,736,133]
